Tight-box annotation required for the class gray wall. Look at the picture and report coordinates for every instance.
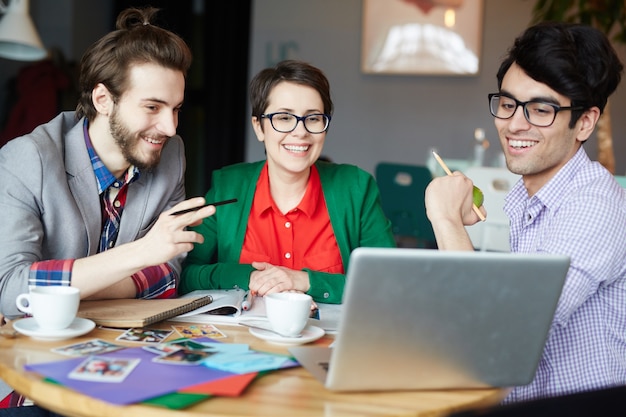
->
[31,1,113,63]
[247,0,626,176]
[3,1,625,175]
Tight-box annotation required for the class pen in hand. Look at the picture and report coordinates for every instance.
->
[170,198,238,216]
[431,151,486,222]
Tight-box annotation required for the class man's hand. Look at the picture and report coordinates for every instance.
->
[424,173,485,251]
[72,197,216,299]
[136,197,215,267]
[425,173,486,227]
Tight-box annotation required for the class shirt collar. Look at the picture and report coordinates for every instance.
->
[532,146,588,206]
[83,118,140,194]
[253,162,321,217]
[506,146,588,211]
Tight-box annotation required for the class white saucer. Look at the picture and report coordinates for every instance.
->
[13,317,96,341]
[249,325,325,346]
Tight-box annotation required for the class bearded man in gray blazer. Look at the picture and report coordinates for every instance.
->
[0,6,215,322]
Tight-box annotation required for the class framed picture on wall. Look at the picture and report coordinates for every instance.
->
[361,0,484,76]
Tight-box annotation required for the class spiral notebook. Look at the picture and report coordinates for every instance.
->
[77,296,213,328]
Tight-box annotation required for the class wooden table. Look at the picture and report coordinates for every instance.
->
[0,320,506,417]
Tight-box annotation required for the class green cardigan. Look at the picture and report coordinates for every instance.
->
[180,161,396,303]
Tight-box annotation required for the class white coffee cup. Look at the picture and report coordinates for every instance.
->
[265,292,312,338]
[16,287,80,330]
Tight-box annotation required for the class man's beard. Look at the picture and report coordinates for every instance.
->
[109,108,166,171]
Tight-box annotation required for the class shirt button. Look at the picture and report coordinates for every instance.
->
[285,222,291,228]
[284,252,291,259]
[323,292,330,299]
[114,200,121,208]
[108,241,114,248]
[114,182,120,188]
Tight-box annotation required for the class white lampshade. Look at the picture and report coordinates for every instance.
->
[0,0,46,61]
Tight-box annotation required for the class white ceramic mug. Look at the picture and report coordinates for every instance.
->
[265,292,312,337]
[16,286,80,330]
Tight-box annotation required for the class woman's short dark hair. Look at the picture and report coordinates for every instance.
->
[75,7,192,120]
[496,22,623,127]
[249,60,333,121]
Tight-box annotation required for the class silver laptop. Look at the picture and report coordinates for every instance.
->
[289,247,569,392]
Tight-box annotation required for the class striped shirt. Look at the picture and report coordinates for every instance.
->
[503,147,626,402]
[27,119,176,299]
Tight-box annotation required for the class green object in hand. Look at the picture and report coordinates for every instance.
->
[473,186,484,207]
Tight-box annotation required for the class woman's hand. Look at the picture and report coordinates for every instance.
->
[249,262,310,296]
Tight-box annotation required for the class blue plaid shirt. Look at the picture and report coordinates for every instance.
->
[503,147,626,402]
[83,120,140,252]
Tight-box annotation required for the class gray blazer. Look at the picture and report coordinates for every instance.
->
[0,112,187,318]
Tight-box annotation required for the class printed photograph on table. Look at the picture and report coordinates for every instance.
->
[361,0,484,75]
[153,348,214,365]
[172,324,227,339]
[116,328,173,344]
[142,343,182,356]
[165,338,219,351]
[69,356,140,383]
[52,339,124,357]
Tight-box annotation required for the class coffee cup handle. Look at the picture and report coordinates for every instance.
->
[15,294,32,314]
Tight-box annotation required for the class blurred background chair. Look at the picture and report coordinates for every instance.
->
[375,162,436,248]
[464,167,520,252]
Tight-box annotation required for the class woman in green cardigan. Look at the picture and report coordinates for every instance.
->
[180,60,395,304]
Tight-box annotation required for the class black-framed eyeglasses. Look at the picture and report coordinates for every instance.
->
[260,112,331,134]
[488,93,584,127]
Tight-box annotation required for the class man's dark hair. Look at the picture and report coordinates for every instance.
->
[76,7,192,120]
[497,22,623,127]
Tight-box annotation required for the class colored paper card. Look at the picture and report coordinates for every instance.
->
[203,350,299,374]
[141,392,210,409]
[180,372,258,396]
[25,346,237,405]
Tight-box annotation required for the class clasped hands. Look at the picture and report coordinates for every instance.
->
[249,262,318,311]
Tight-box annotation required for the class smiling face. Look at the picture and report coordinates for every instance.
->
[107,63,185,171]
[252,81,326,178]
[495,63,598,195]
